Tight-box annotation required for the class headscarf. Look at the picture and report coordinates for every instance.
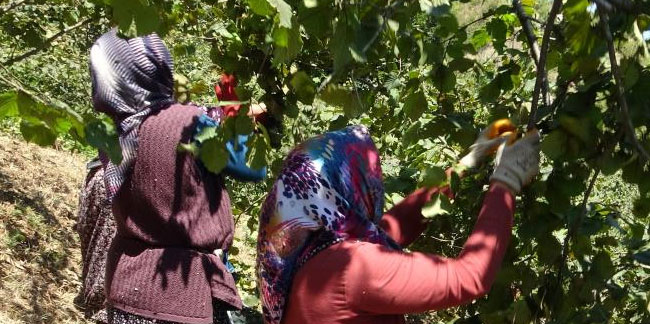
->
[89,28,175,199]
[256,125,400,324]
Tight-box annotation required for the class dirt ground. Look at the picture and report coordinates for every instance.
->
[0,134,89,323]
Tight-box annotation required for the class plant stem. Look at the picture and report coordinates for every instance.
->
[0,0,27,16]
[527,0,562,130]
[513,0,550,107]
[556,168,600,290]
[597,7,650,162]
[2,17,95,66]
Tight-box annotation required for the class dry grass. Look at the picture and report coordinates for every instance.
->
[0,134,90,324]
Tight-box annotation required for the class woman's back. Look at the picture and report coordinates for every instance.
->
[106,104,241,323]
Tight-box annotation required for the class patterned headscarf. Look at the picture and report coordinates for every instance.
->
[256,125,400,324]
[89,28,175,199]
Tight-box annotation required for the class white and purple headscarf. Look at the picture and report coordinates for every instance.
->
[89,28,175,199]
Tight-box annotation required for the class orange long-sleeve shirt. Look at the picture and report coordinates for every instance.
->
[282,184,515,323]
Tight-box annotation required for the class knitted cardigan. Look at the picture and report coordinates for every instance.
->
[105,104,241,324]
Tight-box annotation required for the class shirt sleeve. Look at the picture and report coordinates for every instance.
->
[379,185,453,247]
[346,184,514,314]
[192,114,266,182]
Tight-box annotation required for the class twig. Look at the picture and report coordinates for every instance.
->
[2,16,94,66]
[0,0,27,16]
[234,194,266,226]
[597,7,650,162]
[0,64,81,120]
[513,0,550,107]
[556,169,600,290]
[527,0,562,130]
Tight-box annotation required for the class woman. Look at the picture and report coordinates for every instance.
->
[257,124,540,323]
[89,29,264,324]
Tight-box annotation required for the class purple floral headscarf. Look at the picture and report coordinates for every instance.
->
[256,125,399,324]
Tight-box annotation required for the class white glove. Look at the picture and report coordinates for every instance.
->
[490,130,541,194]
[459,119,517,169]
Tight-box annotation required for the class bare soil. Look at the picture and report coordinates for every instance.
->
[0,134,90,323]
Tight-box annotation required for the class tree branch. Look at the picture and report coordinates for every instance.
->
[0,0,27,16]
[556,168,600,289]
[2,16,94,66]
[597,7,650,162]
[513,0,550,107]
[527,0,562,130]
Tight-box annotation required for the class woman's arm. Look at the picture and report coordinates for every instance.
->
[379,168,456,246]
[347,183,515,314]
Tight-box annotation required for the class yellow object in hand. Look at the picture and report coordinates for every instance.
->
[486,119,518,152]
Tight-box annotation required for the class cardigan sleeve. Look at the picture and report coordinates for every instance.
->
[346,184,515,314]
[379,185,453,247]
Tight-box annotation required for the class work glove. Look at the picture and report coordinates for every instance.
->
[458,119,517,169]
[490,129,540,194]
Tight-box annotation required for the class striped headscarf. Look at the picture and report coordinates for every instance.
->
[256,125,400,324]
[89,29,175,199]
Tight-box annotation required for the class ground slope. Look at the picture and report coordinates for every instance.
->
[0,134,89,323]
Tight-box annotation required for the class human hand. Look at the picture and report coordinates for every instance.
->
[458,119,517,169]
[489,129,540,194]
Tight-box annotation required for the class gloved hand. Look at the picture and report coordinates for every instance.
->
[490,129,540,194]
[458,119,517,169]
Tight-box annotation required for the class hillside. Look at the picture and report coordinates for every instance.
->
[0,134,88,323]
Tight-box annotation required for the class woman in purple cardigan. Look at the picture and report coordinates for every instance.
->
[89,29,264,324]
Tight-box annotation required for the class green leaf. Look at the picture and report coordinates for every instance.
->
[419,0,451,16]
[422,193,452,218]
[512,299,533,324]
[235,115,255,136]
[435,15,459,38]
[330,14,356,72]
[537,234,562,265]
[402,121,422,146]
[403,88,427,121]
[200,138,229,174]
[19,120,57,146]
[320,85,365,119]
[0,91,18,118]
[419,166,446,187]
[450,170,461,193]
[195,125,218,143]
[592,252,615,280]
[84,117,123,164]
[290,71,316,104]
[541,130,568,161]
[247,0,275,16]
[269,0,293,28]
[471,28,491,50]
[109,0,161,35]
[431,65,456,93]
[449,57,475,72]
[272,19,303,64]
[486,16,508,53]
[247,134,269,170]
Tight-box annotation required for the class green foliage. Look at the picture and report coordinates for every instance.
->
[2,0,650,322]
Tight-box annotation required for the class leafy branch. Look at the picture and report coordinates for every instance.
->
[527,0,562,130]
[597,5,650,162]
[2,16,95,66]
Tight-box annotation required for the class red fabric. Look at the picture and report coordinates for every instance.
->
[283,184,515,324]
[214,74,240,117]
